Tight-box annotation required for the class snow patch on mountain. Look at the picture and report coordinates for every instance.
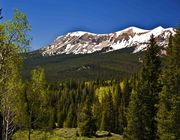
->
[41,26,175,56]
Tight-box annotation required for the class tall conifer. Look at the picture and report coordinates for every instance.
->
[157,29,180,140]
[124,35,161,140]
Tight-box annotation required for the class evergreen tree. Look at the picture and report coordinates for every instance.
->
[92,95,102,130]
[124,35,162,140]
[124,89,142,140]
[100,90,114,132]
[47,89,60,129]
[63,103,77,128]
[121,79,131,108]
[157,29,180,140]
[77,96,96,137]
[48,107,56,129]
[113,84,123,134]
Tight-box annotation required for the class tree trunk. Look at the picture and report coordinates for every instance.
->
[28,111,32,140]
[28,126,31,140]
[5,109,9,140]
[5,119,8,140]
[0,114,3,140]
[2,114,5,140]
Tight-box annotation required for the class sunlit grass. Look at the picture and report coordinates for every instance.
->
[12,128,123,140]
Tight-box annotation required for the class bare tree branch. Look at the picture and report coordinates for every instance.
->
[0,8,3,20]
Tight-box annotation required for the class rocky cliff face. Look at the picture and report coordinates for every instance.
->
[41,26,175,56]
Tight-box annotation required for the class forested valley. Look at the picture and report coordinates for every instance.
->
[0,9,180,140]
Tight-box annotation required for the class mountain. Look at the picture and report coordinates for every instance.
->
[24,26,175,81]
[41,26,175,56]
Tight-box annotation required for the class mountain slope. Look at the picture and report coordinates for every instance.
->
[42,26,175,56]
[23,48,142,82]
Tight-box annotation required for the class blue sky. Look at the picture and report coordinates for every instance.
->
[1,0,180,50]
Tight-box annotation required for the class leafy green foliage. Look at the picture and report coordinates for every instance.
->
[0,9,31,140]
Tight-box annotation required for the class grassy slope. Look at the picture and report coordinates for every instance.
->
[23,48,142,82]
[12,128,123,140]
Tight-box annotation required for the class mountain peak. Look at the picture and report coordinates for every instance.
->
[155,26,164,29]
[121,26,149,33]
[41,26,175,56]
[68,31,90,36]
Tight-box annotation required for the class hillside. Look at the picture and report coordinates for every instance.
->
[23,47,142,82]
